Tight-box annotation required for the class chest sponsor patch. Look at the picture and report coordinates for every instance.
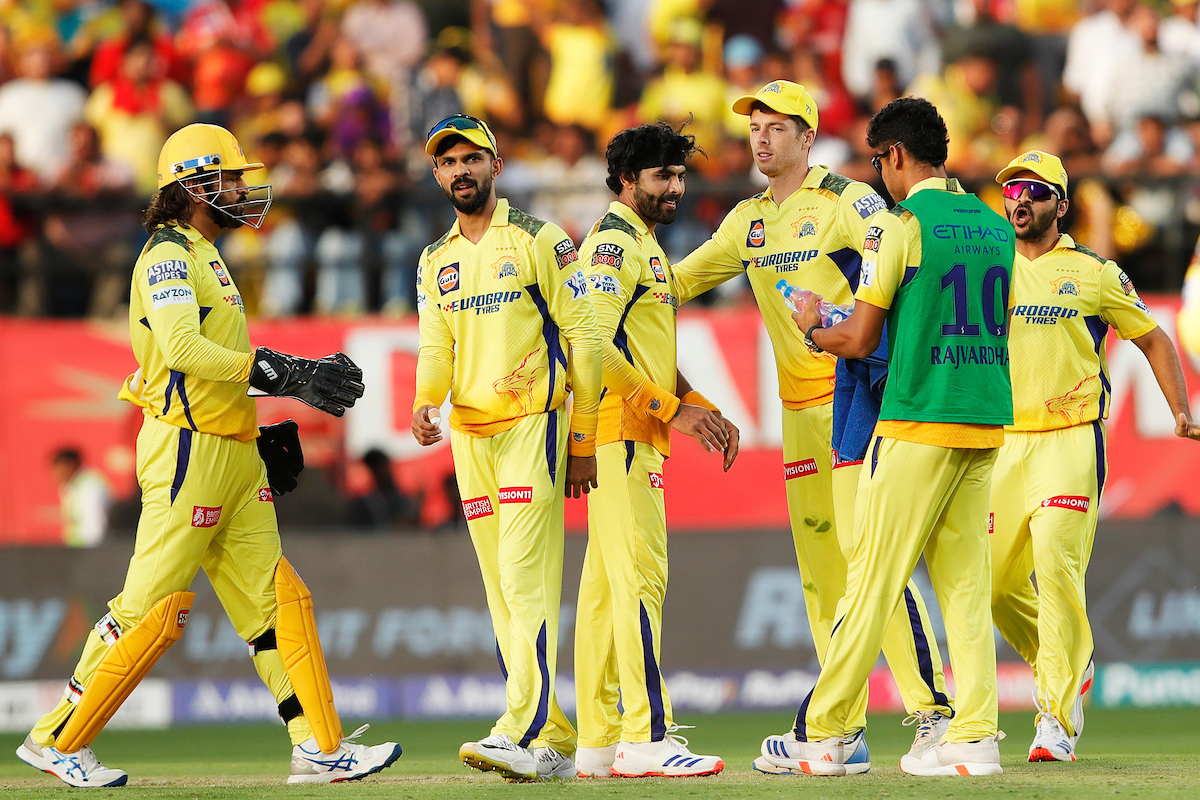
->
[554,239,579,269]
[784,459,818,480]
[1042,495,1090,512]
[747,219,765,248]
[147,259,188,285]
[150,285,195,309]
[259,488,274,502]
[648,472,665,489]
[498,486,533,503]
[462,496,494,520]
[191,505,222,527]
[853,193,887,219]
[587,273,619,295]
[438,263,460,295]
[492,256,519,278]
[649,256,667,283]
[210,260,231,286]
[592,242,624,269]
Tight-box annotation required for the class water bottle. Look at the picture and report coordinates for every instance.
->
[775,279,853,326]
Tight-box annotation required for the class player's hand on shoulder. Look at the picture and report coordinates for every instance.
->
[1177,412,1200,441]
[671,404,727,454]
[719,416,740,472]
[412,405,443,446]
[565,454,598,498]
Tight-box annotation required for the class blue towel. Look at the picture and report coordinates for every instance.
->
[831,325,889,462]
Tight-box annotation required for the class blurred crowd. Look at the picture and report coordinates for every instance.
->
[1,0,1199,320]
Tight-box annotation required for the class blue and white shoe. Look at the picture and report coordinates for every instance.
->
[16,735,128,787]
[1029,711,1075,762]
[904,710,951,758]
[752,729,869,776]
[288,723,402,783]
[612,725,724,777]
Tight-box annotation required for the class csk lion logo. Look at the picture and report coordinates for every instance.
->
[493,348,545,415]
[1051,277,1079,296]
[1045,376,1099,424]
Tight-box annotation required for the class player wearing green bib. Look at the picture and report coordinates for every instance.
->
[779,98,1013,777]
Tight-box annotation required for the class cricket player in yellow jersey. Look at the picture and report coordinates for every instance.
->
[670,81,952,767]
[573,123,739,779]
[992,150,1200,763]
[783,97,1013,777]
[410,114,602,782]
[16,124,400,788]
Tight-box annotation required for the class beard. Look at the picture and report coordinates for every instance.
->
[632,184,679,225]
[206,194,245,230]
[1010,201,1057,241]
[445,172,493,215]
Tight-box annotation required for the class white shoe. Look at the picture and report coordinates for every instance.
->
[16,735,128,788]
[752,728,868,776]
[900,735,1003,776]
[287,724,402,784]
[1029,710,1076,762]
[533,746,575,779]
[903,710,951,758]
[612,725,724,777]
[459,733,537,781]
[575,744,616,777]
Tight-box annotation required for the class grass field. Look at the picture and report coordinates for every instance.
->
[2,708,1199,799]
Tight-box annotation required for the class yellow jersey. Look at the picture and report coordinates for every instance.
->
[856,177,1007,448]
[1178,242,1200,361]
[673,165,887,409]
[1008,234,1157,432]
[414,199,601,456]
[581,201,681,456]
[120,224,256,441]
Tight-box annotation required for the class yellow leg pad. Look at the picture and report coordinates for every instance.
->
[56,591,195,752]
[275,557,343,753]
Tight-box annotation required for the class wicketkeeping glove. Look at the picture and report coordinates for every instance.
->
[257,419,304,496]
[247,347,366,417]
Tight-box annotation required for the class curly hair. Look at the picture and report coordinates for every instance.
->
[143,181,195,234]
[604,122,699,195]
[866,97,950,169]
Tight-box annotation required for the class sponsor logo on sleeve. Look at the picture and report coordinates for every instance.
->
[587,273,619,295]
[648,472,665,489]
[649,398,661,411]
[565,269,589,299]
[210,260,231,286]
[150,285,195,309]
[498,486,533,503]
[747,219,766,248]
[416,291,428,311]
[572,432,586,442]
[1041,495,1090,512]
[1134,298,1149,312]
[191,506,222,527]
[988,512,994,534]
[853,193,887,219]
[649,256,667,282]
[147,259,188,285]
[438,263,461,295]
[554,239,579,269]
[1119,271,1136,295]
[591,242,624,269]
[259,488,274,502]
[462,496,494,520]
[860,259,875,287]
[864,226,882,252]
[783,459,818,480]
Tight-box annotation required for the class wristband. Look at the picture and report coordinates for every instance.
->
[804,324,825,353]
[680,390,721,416]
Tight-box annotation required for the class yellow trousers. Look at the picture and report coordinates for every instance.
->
[452,409,576,753]
[800,438,998,742]
[575,441,672,746]
[33,415,313,747]
[990,423,1103,735]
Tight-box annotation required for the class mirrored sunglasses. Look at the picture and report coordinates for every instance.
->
[1002,179,1061,202]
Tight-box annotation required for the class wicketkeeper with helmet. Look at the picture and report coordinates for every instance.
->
[16,123,400,787]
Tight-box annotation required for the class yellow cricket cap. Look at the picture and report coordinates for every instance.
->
[425,114,498,158]
[731,80,819,131]
[996,150,1068,193]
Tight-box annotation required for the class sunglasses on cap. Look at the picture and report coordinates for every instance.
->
[1002,179,1061,202]
[427,114,497,146]
[871,141,903,176]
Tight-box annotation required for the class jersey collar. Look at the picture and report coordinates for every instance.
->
[762,164,829,205]
[447,197,511,242]
[906,176,964,198]
[608,199,651,236]
[1053,233,1076,251]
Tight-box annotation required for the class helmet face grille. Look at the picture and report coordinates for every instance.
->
[179,170,273,229]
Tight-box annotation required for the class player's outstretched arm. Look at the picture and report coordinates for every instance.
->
[248,348,366,417]
[412,404,443,446]
[1132,326,1200,441]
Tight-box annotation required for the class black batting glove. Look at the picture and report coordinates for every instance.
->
[257,419,304,496]
[248,347,366,417]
